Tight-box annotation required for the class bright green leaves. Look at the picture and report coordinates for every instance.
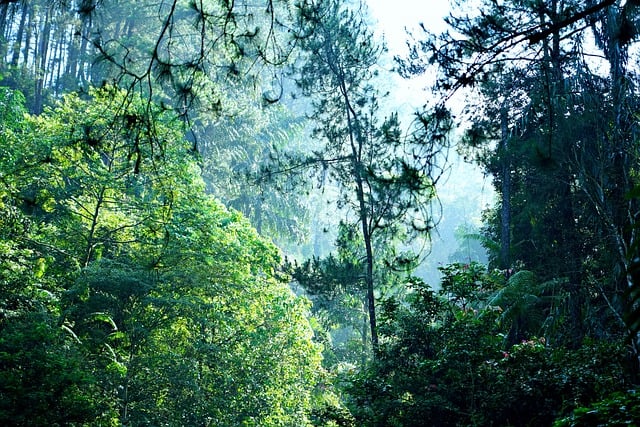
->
[119,198,322,426]
[0,86,26,133]
[20,87,192,270]
[0,86,322,425]
[438,261,503,311]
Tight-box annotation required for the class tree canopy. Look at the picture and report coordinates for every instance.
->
[0,86,322,426]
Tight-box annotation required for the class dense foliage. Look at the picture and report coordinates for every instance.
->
[0,87,321,426]
[2,0,640,426]
[344,264,632,426]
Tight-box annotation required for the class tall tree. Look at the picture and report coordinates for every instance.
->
[288,0,447,351]
[405,0,640,349]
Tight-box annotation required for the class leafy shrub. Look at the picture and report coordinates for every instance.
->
[342,264,632,426]
[553,389,640,427]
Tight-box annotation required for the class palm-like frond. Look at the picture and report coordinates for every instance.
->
[488,270,567,344]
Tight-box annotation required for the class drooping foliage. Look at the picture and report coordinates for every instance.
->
[0,0,301,112]
[0,0,317,251]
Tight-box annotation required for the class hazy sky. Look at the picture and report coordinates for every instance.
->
[363,0,452,114]
[366,0,495,259]
[367,0,450,51]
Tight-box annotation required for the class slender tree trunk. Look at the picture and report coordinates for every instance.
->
[77,19,90,85]
[84,187,106,268]
[44,30,59,89]
[53,30,67,95]
[361,191,378,350]
[22,5,33,67]
[0,3,8,37]
[0,2,10,59]
[322,22,380,351]
[10,0,29,66]
[340,78,378,351]
[499,104,511,271]
[5,1,17,38]
[361,305,368,365]
[65,21,81,88]
[34,5,52,114]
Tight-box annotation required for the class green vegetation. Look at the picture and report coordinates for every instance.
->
[2,0,640,426]
[0,86,321,426]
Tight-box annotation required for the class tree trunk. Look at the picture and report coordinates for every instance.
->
[361,191,378,350]
[361,304,368,365]
[34,5,52,114]
[0,2,10,59]
[64,20,82,89]
[53,29,66,95]
[341,79,378,351]
[84,186,106,268]
[77,18,90,85]
[0,3,8,37]
[10,0,28,66]
[499,104,511,271]
[22,4,33,67]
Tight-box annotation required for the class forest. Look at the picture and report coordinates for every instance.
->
[1,0,640,425]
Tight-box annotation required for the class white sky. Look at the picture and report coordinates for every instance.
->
[364,0,452,116]
[366,0,450,51]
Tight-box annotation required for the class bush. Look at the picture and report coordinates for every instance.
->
[554,389,640,427]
